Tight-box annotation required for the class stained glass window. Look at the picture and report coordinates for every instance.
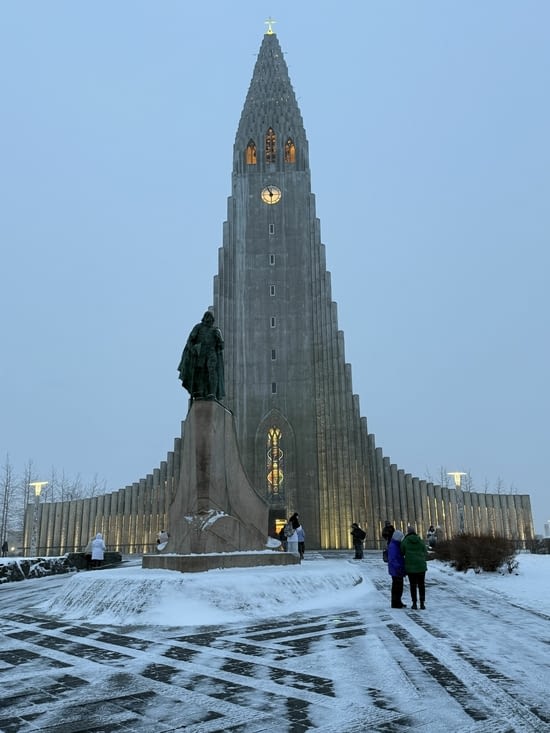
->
[265,128,276,163]
[267,427,284,494]
[246,140,257,165]
[284,138,296,163]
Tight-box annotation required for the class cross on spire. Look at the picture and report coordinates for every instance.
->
[264,17,277,35]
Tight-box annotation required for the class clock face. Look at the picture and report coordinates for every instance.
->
[261,185,282,204]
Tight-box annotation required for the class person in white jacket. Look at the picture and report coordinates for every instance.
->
[286,525,300,557]
[91,533,106,569]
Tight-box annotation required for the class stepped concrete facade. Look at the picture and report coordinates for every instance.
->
[23,29,534,555]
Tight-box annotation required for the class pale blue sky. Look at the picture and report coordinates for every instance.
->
[1,2,548,532]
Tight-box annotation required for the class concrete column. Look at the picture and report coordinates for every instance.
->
[397,469,406,529]
[418,480,428,537]
[390,463,400,527]
[375,447,387,543]
[51,502,64,555]
[405,474,415,529]
[470,492,480,535]
[426,482,436,529]
[129,484,139,553]
[412,477,421,529]
[477,492,488,535]
[36,503,48,555]
[65,501,77,552]
[122,485,133,552]
[80,497,91,549]
[95,494,105,540]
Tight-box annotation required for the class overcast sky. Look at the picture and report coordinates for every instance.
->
[1,2,548,532]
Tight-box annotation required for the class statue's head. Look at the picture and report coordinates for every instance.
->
[202,311,214,325]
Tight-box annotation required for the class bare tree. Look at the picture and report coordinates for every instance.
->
[0,454,15,544]
[462,470,475,492]
[438,467,451,488]
[84,474,107,498]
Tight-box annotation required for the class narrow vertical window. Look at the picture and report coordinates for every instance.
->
[269,254,275,265]
[271,349,276,360]
[266,426,283,494]
[269,223,275,235]
[265,127,276,163]
[270,316,276,328]
[271,382,277,394]
[284,138,296,163]
[270,285,275,296]
[245,140,257,165]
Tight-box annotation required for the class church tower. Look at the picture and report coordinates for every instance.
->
[213,27,371,548]
[21,27,535,555]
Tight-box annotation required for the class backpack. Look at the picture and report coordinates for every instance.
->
[357,528,366,541]
[283,522,295,538]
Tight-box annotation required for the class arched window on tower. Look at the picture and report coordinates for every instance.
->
[265,127,276,164]
[284,138,296,163]
[267,427,284,495]
[245,140,257,165]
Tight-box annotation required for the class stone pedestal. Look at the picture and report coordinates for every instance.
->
[143,551,300,573]
[163,400,269,555]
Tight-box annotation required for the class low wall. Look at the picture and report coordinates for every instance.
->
[142,552,301,573]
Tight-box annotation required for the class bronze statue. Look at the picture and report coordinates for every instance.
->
[178,311,225,401]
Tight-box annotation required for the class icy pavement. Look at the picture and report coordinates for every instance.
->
[1,551,549,732]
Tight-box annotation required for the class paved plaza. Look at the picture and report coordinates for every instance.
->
[1,553,548,732]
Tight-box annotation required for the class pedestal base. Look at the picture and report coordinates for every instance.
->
[142,552,300,573]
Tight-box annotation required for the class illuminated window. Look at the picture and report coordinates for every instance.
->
[284,138,296,163]
[267,426,284,494]
[245,140,257,165]
[265,127,276,163]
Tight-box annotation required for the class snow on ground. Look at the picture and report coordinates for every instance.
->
[1,551,549,732]
[38,556,366,626]
[17,550,549,626]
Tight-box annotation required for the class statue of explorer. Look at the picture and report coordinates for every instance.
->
[177,311,225,401]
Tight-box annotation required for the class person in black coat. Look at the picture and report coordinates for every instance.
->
[289,512,300,530]
[278,525,288,552]
[351,523,366,559]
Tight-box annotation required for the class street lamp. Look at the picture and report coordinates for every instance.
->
[448,472,466,534]
[29,481,48,557]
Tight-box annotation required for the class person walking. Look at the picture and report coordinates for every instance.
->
[1,540,8,557]
[387,529,407,608]
[91,533,106,569]
[401,525,428,610]
[351,523,366,559]
[296,525,306,559]
[83,537,94,570]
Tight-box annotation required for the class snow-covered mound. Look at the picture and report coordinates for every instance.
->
[38,559,366,627]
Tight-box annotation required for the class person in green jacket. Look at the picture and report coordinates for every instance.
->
[401,525,428,610]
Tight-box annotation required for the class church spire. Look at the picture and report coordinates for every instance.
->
[234,30,308,173]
